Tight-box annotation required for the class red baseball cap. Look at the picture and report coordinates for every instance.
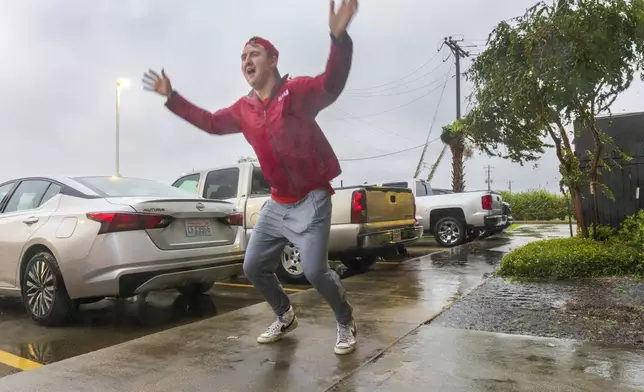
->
[245,36,279,58]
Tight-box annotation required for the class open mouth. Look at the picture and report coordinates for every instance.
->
[246,67,256,78]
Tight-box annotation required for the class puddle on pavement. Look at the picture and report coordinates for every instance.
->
[427,240,507,267]
[0,293,224,366]
[506,223,574,239]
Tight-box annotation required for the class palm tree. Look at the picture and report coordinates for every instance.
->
[440,120,473,193]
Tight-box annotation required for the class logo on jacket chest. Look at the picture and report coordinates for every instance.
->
[277,89,289,102]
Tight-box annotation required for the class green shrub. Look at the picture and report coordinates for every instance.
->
[613,210,644,266]
[615,210,644,249]
[501,189,568,221]
[578,223,616,241]
[497,237,639,280]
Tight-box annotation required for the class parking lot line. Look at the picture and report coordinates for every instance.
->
[214,281,305,293]
[0,350,42,371]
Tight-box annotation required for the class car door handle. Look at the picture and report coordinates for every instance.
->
[23,217,39,224]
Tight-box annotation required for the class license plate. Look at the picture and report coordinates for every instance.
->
[391,229,402,242]
[185,219,212,237]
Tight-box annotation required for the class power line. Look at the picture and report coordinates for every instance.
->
[345,50,444,92]
[334,75,451,120]
[343,60,451,97]
[339,136,442,162]
[342,67,452,98]
[331,107,420,144]
[413,61,453,177]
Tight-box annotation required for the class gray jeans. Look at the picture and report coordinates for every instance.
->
[242,188,353,325]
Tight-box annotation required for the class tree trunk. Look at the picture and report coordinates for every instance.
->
[546,121,588,237]
[589,124,603,231]
[570,185,588,238]
[451,140,465,192]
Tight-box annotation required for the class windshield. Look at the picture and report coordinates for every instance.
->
[74,176,197,198]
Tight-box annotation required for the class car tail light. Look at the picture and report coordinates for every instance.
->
[221,212,244,226]
[87,212,173,234]
[351,190,367,224]
[481,194,493,210]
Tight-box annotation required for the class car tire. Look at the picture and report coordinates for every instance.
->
[176,282,215,296]
[276,243,310,285]
[433,217,466,247]
[21,251,76,327]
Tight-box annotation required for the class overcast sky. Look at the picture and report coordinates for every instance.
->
[2,0,643,193]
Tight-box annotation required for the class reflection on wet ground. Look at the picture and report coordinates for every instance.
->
[0,286,260,368]
[506,222,574,239]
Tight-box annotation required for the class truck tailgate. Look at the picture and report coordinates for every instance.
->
[363,186,415,223]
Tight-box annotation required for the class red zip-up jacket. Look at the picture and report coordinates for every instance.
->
[165,33,353,202]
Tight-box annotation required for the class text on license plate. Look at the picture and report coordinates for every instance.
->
[185,219,213,237]
[391,229,402,242]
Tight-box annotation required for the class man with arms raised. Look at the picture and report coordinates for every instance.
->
[143,0,359,355]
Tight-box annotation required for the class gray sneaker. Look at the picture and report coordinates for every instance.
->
[334,319,357,355]
[257,306,298,343]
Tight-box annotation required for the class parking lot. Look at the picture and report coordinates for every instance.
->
[0,240,441,379]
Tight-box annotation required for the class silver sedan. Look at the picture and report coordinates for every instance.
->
[0,175,245,326]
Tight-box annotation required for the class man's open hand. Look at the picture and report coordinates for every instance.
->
[329,0,358,39]
[142,69,172,97]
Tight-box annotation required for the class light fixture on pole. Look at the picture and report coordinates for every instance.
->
[115,78,131,177]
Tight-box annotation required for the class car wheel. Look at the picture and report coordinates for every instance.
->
[433,217,466,247]
[21,251,75,327]
[176,282,215,296]
[277,243,310,285]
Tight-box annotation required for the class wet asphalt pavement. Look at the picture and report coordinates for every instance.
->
[0,282,264,377]
[0,243,441,379]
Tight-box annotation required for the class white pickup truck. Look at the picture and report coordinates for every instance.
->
[171,163,423,283]
[375,178,508,247]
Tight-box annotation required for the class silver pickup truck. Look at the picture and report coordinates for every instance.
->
[171,163,423,283]
[376,178,508,247]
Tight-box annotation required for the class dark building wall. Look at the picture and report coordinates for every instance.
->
[573,111,644,229]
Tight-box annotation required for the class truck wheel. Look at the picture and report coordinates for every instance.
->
[176,282,214,296]
[277,243,310,285]
[21,251,76,327]
[433,217,466,247]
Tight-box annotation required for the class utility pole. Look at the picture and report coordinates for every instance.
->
[414,37,470,178]
[443,36,470,120]
[484,165,494,191]
[508,180,514,193]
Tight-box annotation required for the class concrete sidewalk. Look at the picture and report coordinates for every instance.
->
[0,244,499,392]
[331,326,644,391]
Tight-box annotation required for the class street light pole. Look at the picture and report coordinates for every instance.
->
[115,79,130,177]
